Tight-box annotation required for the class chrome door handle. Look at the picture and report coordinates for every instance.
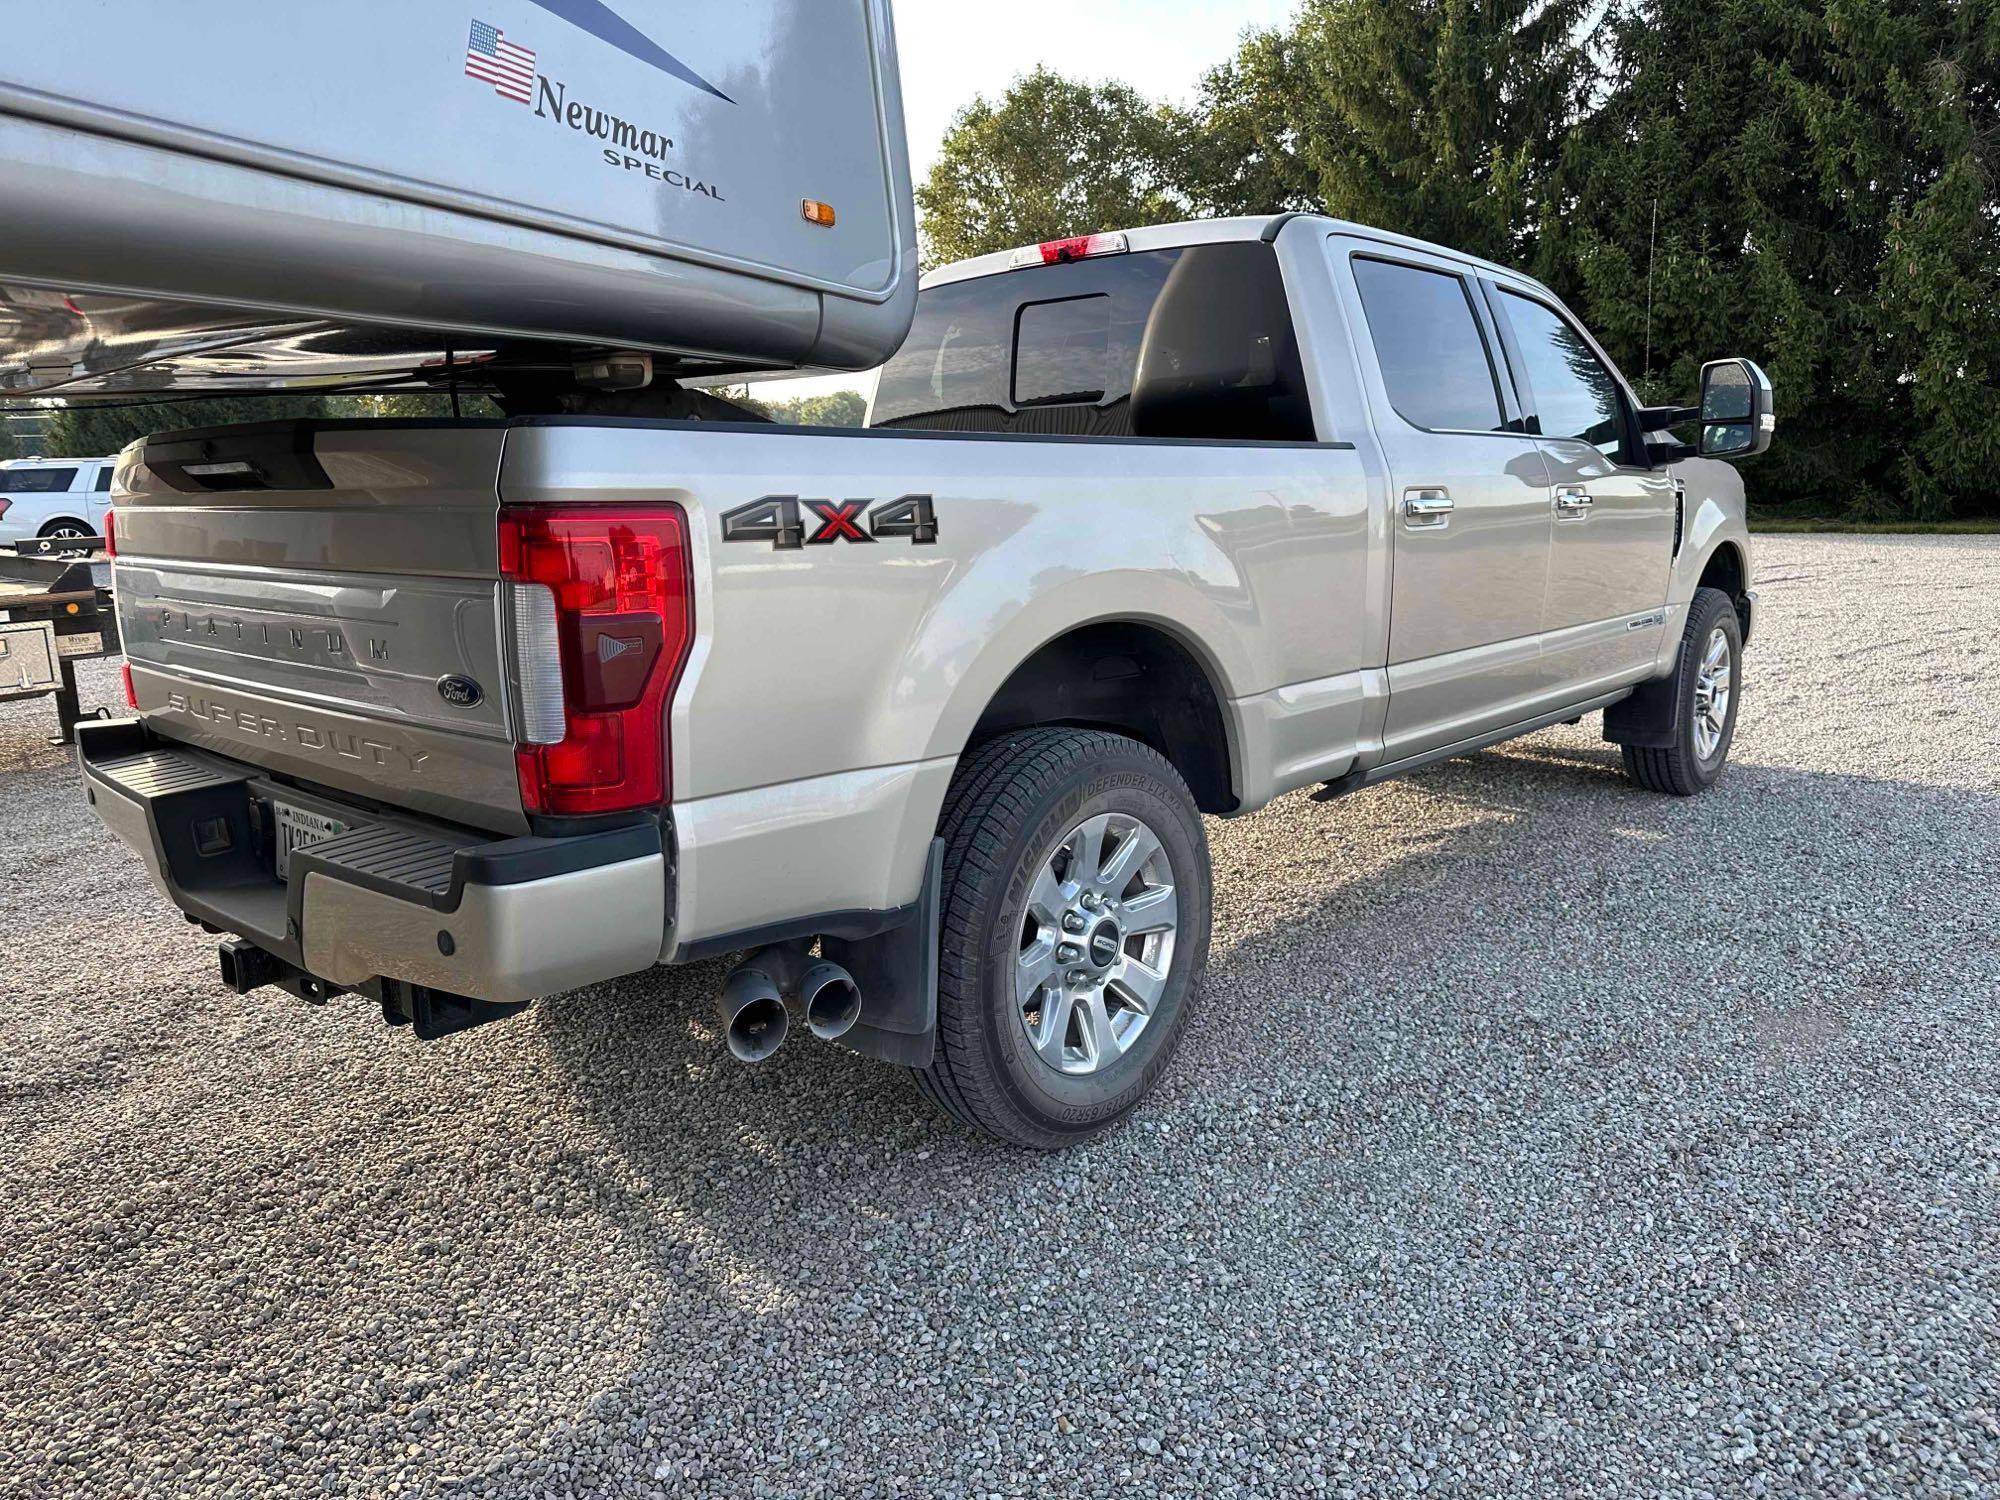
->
[1554,487,1594,518]
[1402,489,1454,530]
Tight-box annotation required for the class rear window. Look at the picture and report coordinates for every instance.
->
[0,466,77,494]
[872,243,1316,443]
[1013,296,1112,407]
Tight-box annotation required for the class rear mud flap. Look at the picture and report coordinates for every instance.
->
[821,839,943,1069]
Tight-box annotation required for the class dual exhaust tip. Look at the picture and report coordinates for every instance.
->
[719,947,862,1064]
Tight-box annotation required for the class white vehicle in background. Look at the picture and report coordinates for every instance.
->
[0,456,117,549]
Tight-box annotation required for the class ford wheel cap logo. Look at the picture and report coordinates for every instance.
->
[437,675,485,709]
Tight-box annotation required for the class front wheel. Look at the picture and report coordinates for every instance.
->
[1621,586,1744,796]
[914,729,1212,1149]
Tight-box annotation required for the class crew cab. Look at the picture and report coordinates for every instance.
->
[78,215,1773,1147]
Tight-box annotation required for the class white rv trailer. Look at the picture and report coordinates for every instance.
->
[0,0,916,396]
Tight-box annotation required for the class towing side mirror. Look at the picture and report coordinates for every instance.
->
[1697,358,1775,459]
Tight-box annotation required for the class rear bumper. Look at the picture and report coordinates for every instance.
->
[78,719,667,1008]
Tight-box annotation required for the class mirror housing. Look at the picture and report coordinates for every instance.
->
[1696,358,1775,459]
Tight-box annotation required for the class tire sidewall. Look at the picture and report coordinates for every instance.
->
[1677,591,1744,788]
[964,747,1210,1138]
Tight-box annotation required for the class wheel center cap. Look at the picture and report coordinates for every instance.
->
[1086,919,1121,972]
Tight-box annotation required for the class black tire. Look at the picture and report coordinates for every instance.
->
[914,728,1212,1150]
[37,518,92,558]
[1621,586,1744,796]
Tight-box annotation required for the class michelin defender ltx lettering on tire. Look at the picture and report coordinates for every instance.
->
[915,729,1213,1149]
[1622,586,1745,797]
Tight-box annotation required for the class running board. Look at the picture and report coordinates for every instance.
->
[1312,688,1633,803]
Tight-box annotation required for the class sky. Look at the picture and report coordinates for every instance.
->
[892,0,1302,178]
[763,0,1302,399]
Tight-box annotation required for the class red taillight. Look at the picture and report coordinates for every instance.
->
[121,663,137,710]
[103,507,116,557]
[499,505,693,818]
[1010,232,1131,268]
[0,498,11,520]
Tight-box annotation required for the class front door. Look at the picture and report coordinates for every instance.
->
[1338,242,1554,762]
[1484,283,1677,695]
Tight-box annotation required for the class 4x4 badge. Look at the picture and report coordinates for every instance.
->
[721,494,939,551]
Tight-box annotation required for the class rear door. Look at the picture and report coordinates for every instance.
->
[1484,282,1676,695]
[86,460,116,532]
[1335,240,1553,761]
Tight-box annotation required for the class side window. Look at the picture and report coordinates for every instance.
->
[0,466,78,494]
[94,464,116,493]
[1493,289,1630,461]
[1350,257,1506,433]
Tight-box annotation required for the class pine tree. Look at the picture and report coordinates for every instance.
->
[1542,0,2000,517]
[1193,0,1600,265]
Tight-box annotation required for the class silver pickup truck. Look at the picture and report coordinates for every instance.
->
[79,214,1773,1147]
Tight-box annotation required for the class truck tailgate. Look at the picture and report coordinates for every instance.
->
[114,422,527,834]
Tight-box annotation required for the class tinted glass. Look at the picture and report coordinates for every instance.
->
[1496,289,1627,459]
[1128,242,1316,442]
[872,251,1177,436]
[94,464,116,492]
[1014,296,1112,407]
[0,466,77,493]
[1351,258,1504,432]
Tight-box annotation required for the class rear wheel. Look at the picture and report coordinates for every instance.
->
[37,518,92,558]
[1621,586,1744,796]
[915,728,1212,1149]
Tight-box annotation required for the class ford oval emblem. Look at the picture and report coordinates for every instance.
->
[437,674,485,709]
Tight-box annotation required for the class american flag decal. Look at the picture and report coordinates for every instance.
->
[465,19,537,104]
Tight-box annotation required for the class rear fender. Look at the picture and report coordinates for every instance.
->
[918,568,1253,768]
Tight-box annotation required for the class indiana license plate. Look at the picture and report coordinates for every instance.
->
[272,802,348,881]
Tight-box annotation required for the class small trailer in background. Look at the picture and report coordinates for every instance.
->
[0,538,118,743]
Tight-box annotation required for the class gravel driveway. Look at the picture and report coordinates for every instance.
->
[3,535,1996,1498]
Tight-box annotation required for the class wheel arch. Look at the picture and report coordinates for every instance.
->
[1698,538,1747,601]
[942,611,1244,816]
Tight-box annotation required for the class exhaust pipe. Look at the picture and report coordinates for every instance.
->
[718,965,791,1064]
[799,961,862,1043]
[717,947,866,1061]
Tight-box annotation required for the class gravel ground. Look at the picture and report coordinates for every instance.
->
[2,534,1996,1499]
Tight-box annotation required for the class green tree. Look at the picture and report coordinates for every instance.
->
[1179,28,1324,218]
[41,395,332,457]
[720,387,869,427]
[0,423,19,463]
[918,68,1192,264]
[1543,0,2000,517]
[766,390,869,428]
[325,392,501,419]
[1190,0,1598,263]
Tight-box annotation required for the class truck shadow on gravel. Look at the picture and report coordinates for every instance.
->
[506,735,1996,1489]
